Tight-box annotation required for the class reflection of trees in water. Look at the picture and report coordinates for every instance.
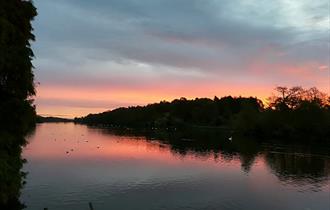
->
[0,127,37,209]
[149,130,263,173]
[92,126,330,185]
[265,151,330,188]
[0,135,26,210]
[239,153,257,172]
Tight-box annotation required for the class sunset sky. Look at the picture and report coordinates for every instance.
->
[32,0,329,118]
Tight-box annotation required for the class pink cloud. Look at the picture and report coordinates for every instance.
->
[319,65,329,70]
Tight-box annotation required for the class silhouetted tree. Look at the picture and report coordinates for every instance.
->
[0,0,37,134]
[268,86,328,110]
[76,86,330,142]
[258,86,330,141]
[0,0,37,208]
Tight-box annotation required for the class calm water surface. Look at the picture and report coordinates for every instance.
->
[21,123,330,210]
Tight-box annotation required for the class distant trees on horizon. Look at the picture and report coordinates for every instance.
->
[76,86,330,142]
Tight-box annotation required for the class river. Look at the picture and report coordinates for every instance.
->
[20,123,330,210]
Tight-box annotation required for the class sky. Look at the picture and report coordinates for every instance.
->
[32,0,330,118]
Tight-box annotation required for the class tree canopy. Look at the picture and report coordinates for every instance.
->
[0,0,37,134]
[0,0,37,208]
[76,86,330,142]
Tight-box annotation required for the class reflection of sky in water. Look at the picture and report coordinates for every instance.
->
[21,123,330,210]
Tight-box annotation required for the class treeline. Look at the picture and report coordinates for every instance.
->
[75,86,330,142]
[236,86,330,141]
[36,115,73,123]
[0,0,37,209]
[76,96,262,127]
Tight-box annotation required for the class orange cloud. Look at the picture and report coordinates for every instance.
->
[35,58,328,118]
[35,81,275,118]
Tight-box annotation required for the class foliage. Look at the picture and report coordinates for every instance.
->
[76,86,330,142]
[0,0,37,208]
[0,0,37,134]
[76,96,263,128]
[258,86,330,141]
